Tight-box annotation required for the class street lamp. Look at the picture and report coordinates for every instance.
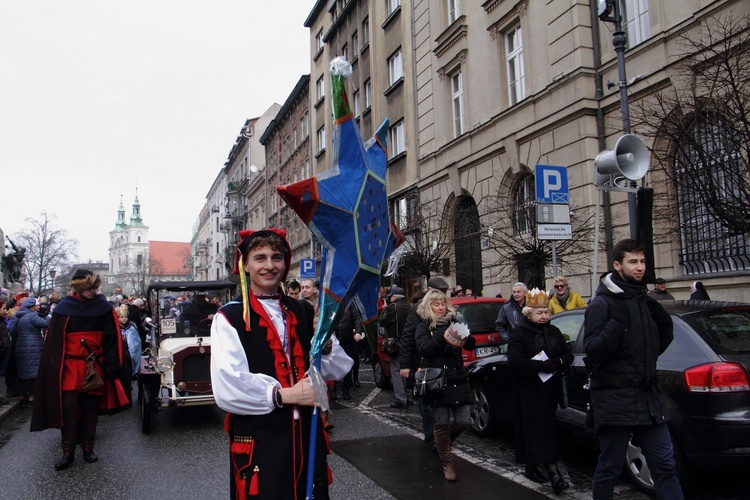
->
[49,269,57,292]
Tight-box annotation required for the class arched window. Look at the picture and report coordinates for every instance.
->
[676,114,750,274]
[512,173,536,236]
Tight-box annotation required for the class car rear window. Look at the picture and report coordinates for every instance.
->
[682,307,750,353]
[455,302,503,334]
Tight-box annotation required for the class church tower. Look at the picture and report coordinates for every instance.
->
[109,190,150,295]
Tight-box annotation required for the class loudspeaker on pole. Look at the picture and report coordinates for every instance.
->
[595,134,649,182]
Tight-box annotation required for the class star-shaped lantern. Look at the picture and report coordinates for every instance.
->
[278,57,404,358]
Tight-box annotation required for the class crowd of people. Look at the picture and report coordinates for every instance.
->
[0,233,696,497]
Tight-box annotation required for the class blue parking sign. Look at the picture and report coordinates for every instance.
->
[535,165,569,204]
[300,259,316,279]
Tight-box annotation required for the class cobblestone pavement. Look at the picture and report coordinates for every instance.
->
[335,362,745,500]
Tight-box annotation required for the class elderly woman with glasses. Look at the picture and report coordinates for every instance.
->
[548,276,587,316]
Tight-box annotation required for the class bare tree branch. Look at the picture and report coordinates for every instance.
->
[630,14,750,235]
[15,212,78,295]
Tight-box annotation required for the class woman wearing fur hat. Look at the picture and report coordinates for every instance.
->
[30,269,131,470]
[508,288,573,493]
[210,229,352,500]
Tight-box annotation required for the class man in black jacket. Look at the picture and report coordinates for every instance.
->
[494,282,527,341]
[335,302,362,400]
[379,286,411,409]
[583,239,683,500]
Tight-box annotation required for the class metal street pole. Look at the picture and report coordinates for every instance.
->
[605,0,638,238]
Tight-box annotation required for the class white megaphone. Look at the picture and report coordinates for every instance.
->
[594,134,649,182]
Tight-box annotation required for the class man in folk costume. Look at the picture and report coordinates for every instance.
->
[30,269,132,470]
[211,229,352,500]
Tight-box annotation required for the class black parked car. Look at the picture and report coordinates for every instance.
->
[467,301,750,492]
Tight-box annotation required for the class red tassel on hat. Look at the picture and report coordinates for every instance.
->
[327,465,333,485]
[249,466,259,496]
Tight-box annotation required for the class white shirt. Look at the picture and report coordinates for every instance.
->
[210,300,353,416]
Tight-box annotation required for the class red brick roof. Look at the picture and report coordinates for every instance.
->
[149,240,191,277]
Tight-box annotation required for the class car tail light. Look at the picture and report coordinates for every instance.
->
[684,362,750,392]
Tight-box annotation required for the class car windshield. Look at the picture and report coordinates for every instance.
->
[681,306,750,354]
[454,302,503,334]
[151,286,233,339]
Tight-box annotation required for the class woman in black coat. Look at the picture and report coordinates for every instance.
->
[689,281,710,301]
[414,289,475,482]
[507,288,573,494]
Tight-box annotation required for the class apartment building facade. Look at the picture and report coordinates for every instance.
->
[303,0,749,301]
[260,75,315,280]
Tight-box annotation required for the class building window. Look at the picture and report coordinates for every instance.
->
[352,31,359,53]
[512,173,535,235]
[623,0,650,46]
[390,120,405,157]
[505,24,525,106]
[386,0,401,16]
[317,126,326,153]
[316,76,325,102]
[316,29,324,53]
[300,112,309,138]
[341,43,348,62]
[364,79,372,108]
[353,89,360,117]
[451,70,465,138]
[388,49,403,86]
[676,114,749,274]
[448,0,460,24]
[392,190,419,230]
[362,17,370,46]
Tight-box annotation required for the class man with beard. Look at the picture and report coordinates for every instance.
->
[583,239,683,500]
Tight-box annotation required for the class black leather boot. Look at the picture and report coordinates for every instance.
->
[544,463,569,494]
[523,464,548,483]
[82,439,98,463]
[54,442,75,470]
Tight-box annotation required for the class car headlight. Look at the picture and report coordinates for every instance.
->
[156,356,174,373]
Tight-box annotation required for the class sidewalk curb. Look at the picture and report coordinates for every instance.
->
[0,399,22,425]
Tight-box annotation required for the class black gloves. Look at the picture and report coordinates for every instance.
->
[538,359,562,373]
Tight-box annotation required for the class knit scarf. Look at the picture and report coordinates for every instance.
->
[556,289,571,309]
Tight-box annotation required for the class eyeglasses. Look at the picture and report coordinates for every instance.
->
[554,284,567,290]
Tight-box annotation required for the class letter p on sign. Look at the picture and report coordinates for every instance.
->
[543,170,562,199]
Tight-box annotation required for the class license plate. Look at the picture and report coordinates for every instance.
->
[475,346,499,358]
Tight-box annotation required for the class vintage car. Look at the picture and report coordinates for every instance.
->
[138,280,237,433]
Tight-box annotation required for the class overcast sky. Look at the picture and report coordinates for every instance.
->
[0,1,314,263]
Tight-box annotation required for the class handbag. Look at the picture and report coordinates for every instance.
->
[379,305,400,355]
[81,340,105,393]
[412,365,447,399]
[380,336,399,355]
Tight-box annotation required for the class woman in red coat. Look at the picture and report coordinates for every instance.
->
[31,269,131,470]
